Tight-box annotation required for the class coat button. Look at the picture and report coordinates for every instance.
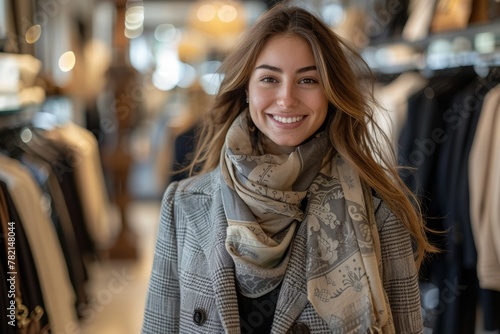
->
[193,308,207,326]
[291,323,310,334]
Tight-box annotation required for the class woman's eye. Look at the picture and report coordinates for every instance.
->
[261,76,277,83]
[300,78,317,84]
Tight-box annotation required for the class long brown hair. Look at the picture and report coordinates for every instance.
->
[188,3,437,267]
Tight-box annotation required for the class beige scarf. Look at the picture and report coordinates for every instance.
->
[221,112,395,333]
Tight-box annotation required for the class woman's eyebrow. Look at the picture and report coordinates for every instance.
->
[296,65,317,73]
[255,64,317,73]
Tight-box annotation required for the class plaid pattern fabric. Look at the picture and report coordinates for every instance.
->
[142,169,423,334]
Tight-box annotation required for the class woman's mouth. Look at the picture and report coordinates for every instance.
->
[272,115,304,124]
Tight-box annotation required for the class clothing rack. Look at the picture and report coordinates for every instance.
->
[371,40,500,333]
[0,44,114,332]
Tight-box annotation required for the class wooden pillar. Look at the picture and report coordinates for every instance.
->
[101,0,138,260]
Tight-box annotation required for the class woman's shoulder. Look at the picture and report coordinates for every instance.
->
[160,169,222,221]
[371,192,396,225]
[167,168,221,197]
[371,192,414,245]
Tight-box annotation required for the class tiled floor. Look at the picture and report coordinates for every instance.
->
[80,201,161,334]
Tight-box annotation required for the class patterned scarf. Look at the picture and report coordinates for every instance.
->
[221,113,395,333]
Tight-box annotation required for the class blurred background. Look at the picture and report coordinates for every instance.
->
[1,0,500,333]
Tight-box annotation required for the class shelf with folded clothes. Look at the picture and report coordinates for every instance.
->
[0,52,46,124]
[361,20,500,74]
[367,19,500,49]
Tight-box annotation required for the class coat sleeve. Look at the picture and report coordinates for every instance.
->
[142,182,181,333]
[375,198,424,334]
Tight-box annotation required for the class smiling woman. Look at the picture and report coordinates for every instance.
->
[142,3,438,334]
[247,34,329,154]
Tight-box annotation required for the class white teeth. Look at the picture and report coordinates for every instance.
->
[272,115,304,124]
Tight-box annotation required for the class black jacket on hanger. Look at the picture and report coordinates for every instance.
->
[0,180,50,330]
[397,67,500,334]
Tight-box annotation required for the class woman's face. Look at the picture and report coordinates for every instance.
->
[247,34,329,154]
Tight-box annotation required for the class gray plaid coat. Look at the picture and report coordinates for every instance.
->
[142,169,424,333]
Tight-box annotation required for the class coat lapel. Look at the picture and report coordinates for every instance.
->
[202,171,311,333]
[271,220,310,333]
[205,187,241,333]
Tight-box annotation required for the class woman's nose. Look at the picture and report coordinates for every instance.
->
[276,83,298,108]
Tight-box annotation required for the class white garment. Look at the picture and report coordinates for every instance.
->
[469,85,500,291]
[373,71,428,154]
[402,0,437,41]
[0,154,80,333]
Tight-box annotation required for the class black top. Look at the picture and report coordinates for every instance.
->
[237,283,281,334]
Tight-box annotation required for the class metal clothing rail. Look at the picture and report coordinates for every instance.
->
[0,105,39,130]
